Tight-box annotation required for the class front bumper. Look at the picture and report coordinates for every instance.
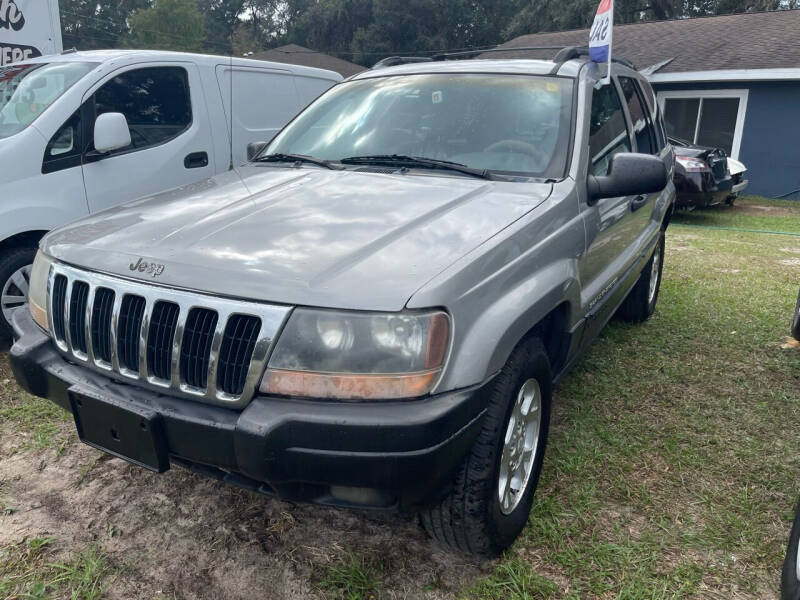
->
[674,171,732,208]
[731,179,749,195]
[10,309,490,510]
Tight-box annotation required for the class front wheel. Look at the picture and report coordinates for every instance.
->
[791,290,800,342]
[0,246,36,339]
[617,230,665,323]
[420,337,552,555]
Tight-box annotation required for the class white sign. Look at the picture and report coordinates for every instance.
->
[0,0,63,66]
[589,0,614,85]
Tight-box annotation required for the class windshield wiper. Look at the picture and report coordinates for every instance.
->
[254,153,342,170]
[340,154,496,180]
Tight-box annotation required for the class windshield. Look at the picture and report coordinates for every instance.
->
[266,73,574,179]
[0,62,97,140]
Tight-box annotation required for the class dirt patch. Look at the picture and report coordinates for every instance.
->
[0,425,488,599]
[736,204,799,217]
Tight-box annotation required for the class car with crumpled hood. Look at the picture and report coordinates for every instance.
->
[669,136,748,208]
[10,48,674,555]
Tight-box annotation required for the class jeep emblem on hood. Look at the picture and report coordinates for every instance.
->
[129,257,165,277]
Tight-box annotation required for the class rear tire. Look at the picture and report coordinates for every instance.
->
[420,337,552,556]
[617,231,665,324]
[791,290,800,342]
[0,246,36,339]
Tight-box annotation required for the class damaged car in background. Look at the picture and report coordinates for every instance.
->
[669,136,748,209]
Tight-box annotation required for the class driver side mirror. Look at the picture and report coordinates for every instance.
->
[588,153,668,203]
[94,112,131,154]
[247,141,269,162]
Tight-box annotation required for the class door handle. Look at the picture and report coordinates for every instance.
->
[630,195,648,212]
[184,151,208,169]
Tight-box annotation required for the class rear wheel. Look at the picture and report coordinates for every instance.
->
[617,231,665,323]
[420,337,552,556]
[791,290,800,341]
[0,247,37,339]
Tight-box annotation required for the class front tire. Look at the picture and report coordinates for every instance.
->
[420,337,552,556]
[782,498,800,600]
[617,230,665,323]
[791,290,800,341]
[0,246,36,339]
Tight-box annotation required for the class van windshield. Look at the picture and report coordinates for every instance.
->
[0,62,97,140]
[266,73,574,179]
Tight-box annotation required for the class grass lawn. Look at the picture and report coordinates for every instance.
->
[0,196,798,599]
[460,196,800,599]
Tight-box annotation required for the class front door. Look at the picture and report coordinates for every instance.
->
[81,63,215,214]
[578,76,641,336]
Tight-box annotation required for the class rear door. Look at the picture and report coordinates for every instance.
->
[81,62,215,213]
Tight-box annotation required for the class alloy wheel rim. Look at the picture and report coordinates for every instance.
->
[1,264,32,324]
[498,378,542,515]
[648,243,661,305]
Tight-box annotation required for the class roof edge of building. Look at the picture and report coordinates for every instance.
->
[649,67,800,83]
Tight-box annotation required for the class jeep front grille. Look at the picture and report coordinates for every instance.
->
[217,314,262,395]
[146,301,179,381]
[179,307,219,389]
[48,263,291,408]
[91,288,115,364]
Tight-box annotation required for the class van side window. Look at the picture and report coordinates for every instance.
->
[619,77,657,155]
[42,110,82,174]
[589,82,631,177]
[90,67,191,153]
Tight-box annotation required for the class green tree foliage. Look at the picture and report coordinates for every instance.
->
[127,0,207,52]
[59,0,150,50]
[196,0,246,54]
[57,0,800,60]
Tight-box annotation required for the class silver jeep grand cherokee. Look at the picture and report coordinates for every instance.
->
[11,47,675,555]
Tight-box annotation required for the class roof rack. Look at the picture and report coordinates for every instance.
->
[370,44,636,71]
[372,56,434,69]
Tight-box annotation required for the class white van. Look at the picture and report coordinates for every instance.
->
[0,49,341,335]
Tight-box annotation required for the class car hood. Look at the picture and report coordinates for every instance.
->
[43,166,552,311]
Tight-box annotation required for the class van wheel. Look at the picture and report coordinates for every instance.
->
[617,231,665,323]
[420,337,552,556]
[0,247,37,339]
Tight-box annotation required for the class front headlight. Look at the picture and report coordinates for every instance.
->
[260,308,450,400]
[28,251,52,332]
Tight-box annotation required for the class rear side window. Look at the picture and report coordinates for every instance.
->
[619,77,657,155]
[589,82,631,176]
[91,66,191,152]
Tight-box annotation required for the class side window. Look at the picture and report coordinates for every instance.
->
[619,77,657,155]
[90,67,191,153]
[653,106,668,150]
[636,79,667,150]
[42,110,82,174]
[589,82,631,176]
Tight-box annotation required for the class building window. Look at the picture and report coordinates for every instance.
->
[657,89,748,159]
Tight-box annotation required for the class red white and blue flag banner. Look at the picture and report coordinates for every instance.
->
[589,0,614,84]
